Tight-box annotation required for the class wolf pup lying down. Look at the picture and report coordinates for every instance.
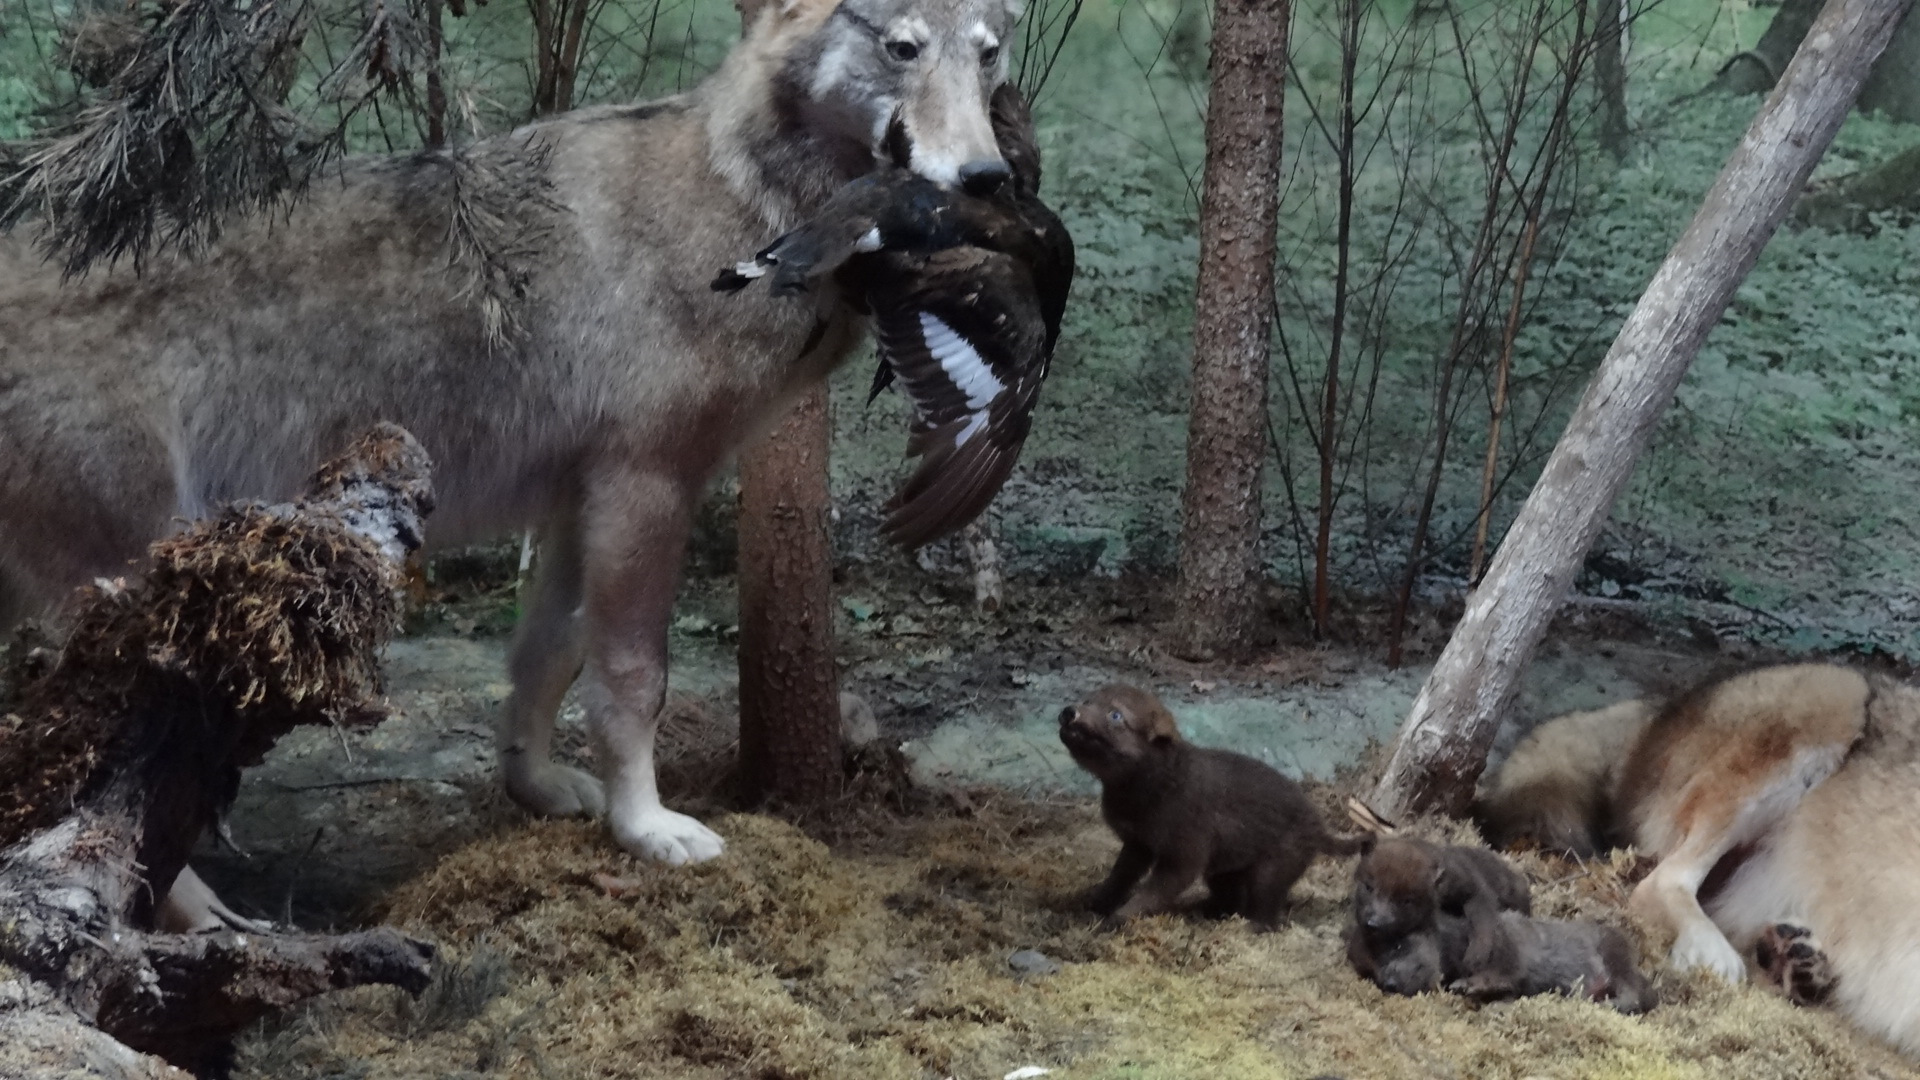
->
[714,82,1074,547]
[1,0,1029,928]
[1344,830,1654,1013]
[1345,833,1530,993]
[1058,684,1361,930]
[1478,663,1920,1056]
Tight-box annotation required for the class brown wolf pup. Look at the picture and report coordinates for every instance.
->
[1,0,1027,926]
[1345,833,1531,990]
[1481,663,1920,1056]
[1450,912,1658,1015]
[1058,683,1361,930]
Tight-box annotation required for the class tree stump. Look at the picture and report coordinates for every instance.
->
[0,423,438,1077]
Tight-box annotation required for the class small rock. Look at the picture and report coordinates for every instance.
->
[1007,949,1061,979]
[839,691,879,748]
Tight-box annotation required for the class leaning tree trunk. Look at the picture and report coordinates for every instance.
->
[1714,0,1920,122]
[0,424,438,1077]
[736,387,844,808]
[1370,0,1916,821]
[1170,0,1291,660]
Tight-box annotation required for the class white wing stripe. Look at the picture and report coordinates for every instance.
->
[953,411,989,447]
[918,312,1003,409]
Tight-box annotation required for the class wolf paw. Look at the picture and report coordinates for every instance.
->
[1668,921,1747,982]
[503,757,607,818]
[1755,922,1837,1006]
[158,866,274,935]
[611,805,726,866]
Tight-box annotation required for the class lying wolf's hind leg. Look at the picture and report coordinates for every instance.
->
[1756,922,1838,1006]
[500,513,606,818]
[582,469,724,865]
[1630,750,1849,982]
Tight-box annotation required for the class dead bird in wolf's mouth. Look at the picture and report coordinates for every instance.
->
[714,81,1074,548]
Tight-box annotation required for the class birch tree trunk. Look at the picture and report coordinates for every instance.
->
[736,387,843,808]
[1170,0,1291,659]
[1370,0,1916,820]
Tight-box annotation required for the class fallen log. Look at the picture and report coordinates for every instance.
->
[0,423,438,1077]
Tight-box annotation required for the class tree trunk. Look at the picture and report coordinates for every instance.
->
[1861,6,1920,120]
[1595,0,1629,159]
[1712,0,1823,95]
[0,425,438,1076]
[736,387,843,808]
[425,0,448,148]
[1714,0,1920,123]
[1795,139,1920,229]
[1369,0,1915,821]
[1170,0,1291,659]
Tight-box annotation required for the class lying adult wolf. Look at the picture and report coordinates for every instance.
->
[0,0,1026,918]
[1479,664,1920,1056]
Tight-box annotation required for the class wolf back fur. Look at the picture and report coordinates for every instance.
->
[1481,662,1920,1056]
[1,0,1026,873]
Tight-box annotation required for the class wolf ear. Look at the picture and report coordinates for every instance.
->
[736,0,829,33]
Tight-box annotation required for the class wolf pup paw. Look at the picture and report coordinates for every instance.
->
[1756,922,1838,1006]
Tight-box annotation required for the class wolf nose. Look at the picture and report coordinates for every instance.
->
[959,159,1011,195]
[1057,706,1077,726]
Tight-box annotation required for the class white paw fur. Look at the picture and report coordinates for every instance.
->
[1670,921,1748,982]
[503,757,608,818]
[612,805,727,866]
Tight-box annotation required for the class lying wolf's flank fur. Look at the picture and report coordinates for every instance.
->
[1473,699,1653,857]
[1,0,1028,918]
[1483,662,1920,1056]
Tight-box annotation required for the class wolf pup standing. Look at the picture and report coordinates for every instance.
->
[1058,684,1361,930]
[1480,663,1920,1056]
[0,0,1028,926]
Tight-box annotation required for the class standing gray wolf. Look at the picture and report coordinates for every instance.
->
[0,0,1027,923]
[1057,683,1362,930]
[1478,663,1920,1055]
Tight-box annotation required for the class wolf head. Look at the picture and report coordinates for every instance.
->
[750,0,1024,195]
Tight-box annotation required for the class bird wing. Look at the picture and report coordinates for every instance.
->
[865,248,1051,548]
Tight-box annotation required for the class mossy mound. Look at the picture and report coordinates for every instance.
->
[233,795,1920,1080]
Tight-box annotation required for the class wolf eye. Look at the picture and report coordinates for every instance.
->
[887,39,920,62]
[1106,709,1125,726]
[980,44,1000,66]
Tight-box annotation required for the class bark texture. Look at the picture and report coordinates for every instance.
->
[0,424,438,1075]
[1370,0,1915,820]
[737,386,844,808]
[1796,140,1920,229]
[1595,0,1629,158]
[1715,0,1920,122]
[1170,0,1291,659]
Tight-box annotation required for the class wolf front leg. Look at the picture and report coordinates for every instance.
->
[499,511,605,817]
[580,468,725,865]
